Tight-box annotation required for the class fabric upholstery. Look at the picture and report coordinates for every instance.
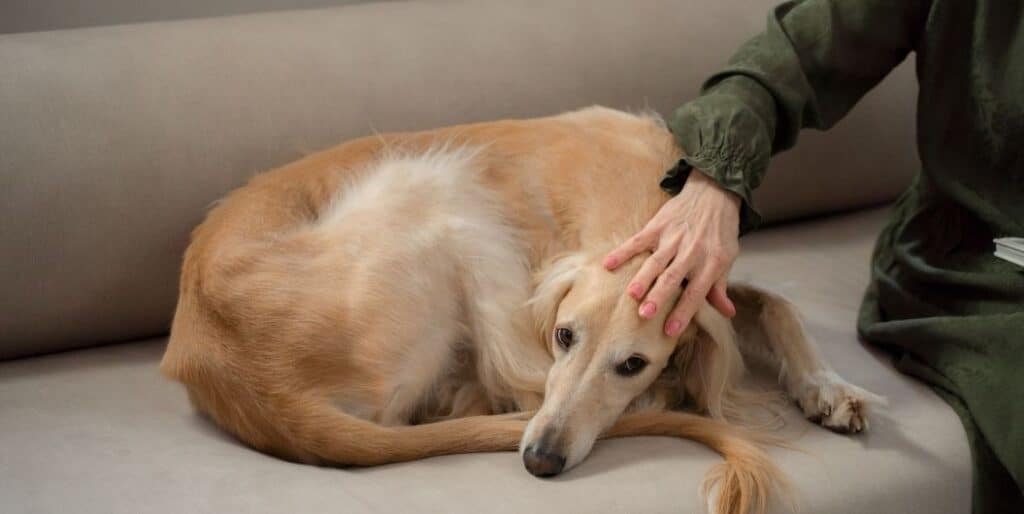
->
[0,207,971,514]
[0,1,916,362]
[0,0,380,34]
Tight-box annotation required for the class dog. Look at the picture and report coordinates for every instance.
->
[161,106,883,514]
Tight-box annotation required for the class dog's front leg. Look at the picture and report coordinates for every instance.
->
[729,284,886,433]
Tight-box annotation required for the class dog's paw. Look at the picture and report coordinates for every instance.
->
[794,371,886,434]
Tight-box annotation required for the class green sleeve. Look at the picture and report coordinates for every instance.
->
[667,0,928,234]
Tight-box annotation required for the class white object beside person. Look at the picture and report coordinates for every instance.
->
[994,238,1024,267]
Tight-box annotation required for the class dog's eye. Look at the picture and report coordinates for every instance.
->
[615,355,648,377]
[554,327,574,350]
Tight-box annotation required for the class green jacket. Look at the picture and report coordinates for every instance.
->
[667,1,1024,511]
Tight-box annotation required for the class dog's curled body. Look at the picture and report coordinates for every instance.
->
[162,107,881,514]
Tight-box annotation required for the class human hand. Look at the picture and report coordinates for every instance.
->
[602,169,742,336]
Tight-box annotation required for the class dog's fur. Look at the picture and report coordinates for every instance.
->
[161,107,883,514]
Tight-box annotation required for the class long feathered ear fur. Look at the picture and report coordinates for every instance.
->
[528,252,586,345]
[673,306,785,429]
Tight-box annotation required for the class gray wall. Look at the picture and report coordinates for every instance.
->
[0,0,384,33]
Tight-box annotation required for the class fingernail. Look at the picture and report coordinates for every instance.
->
[602,256,618,269]
[628,283,644,299]
[666,320,682,336]
[639,302,656,318]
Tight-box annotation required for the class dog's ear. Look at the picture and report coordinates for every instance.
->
[529,252,586,345]
[673,305,746,421]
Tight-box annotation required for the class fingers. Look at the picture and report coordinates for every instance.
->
[626,241,678,302]
[707,277,736,318]
[664,265,718,337]
[602,231,654,271]
[638,247,696,320]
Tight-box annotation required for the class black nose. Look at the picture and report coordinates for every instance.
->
[523,445,566,477]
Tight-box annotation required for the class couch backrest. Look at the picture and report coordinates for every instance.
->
[0,0,917,360]
[0,0,383,34]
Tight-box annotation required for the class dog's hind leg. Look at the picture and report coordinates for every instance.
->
[283,396,533,466]
[728,284,885,433]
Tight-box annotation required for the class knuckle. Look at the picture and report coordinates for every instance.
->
[663,267,684,283]
[708,249,733,268]
[681,284,706,305]
[676,252,698,272]
[650,252,671,268]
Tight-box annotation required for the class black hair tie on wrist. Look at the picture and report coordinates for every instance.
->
[658,159,693,196]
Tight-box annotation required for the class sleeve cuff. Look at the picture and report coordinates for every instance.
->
[659,158,762,236]
[667,76,775,235]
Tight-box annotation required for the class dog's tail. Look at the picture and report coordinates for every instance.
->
[606,410,793,514]
[189,380,789,514]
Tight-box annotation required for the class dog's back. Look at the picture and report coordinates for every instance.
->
[160,107,680,461]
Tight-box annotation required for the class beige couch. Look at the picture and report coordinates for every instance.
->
[0,1,972,512]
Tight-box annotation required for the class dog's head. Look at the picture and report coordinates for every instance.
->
[520,251,712,477]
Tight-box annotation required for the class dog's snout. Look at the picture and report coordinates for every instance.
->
[522,445,566,477]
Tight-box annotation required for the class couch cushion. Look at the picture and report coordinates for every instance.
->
[0,0,917,360]
[0,207,970,514]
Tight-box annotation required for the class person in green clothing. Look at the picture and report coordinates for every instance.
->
[601,0,1024,511]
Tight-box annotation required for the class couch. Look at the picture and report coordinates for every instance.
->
[0,1,972,512]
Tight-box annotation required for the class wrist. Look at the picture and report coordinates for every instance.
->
[691,168,742,211]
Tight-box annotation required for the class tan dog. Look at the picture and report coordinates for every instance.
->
[161,107,882,514]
